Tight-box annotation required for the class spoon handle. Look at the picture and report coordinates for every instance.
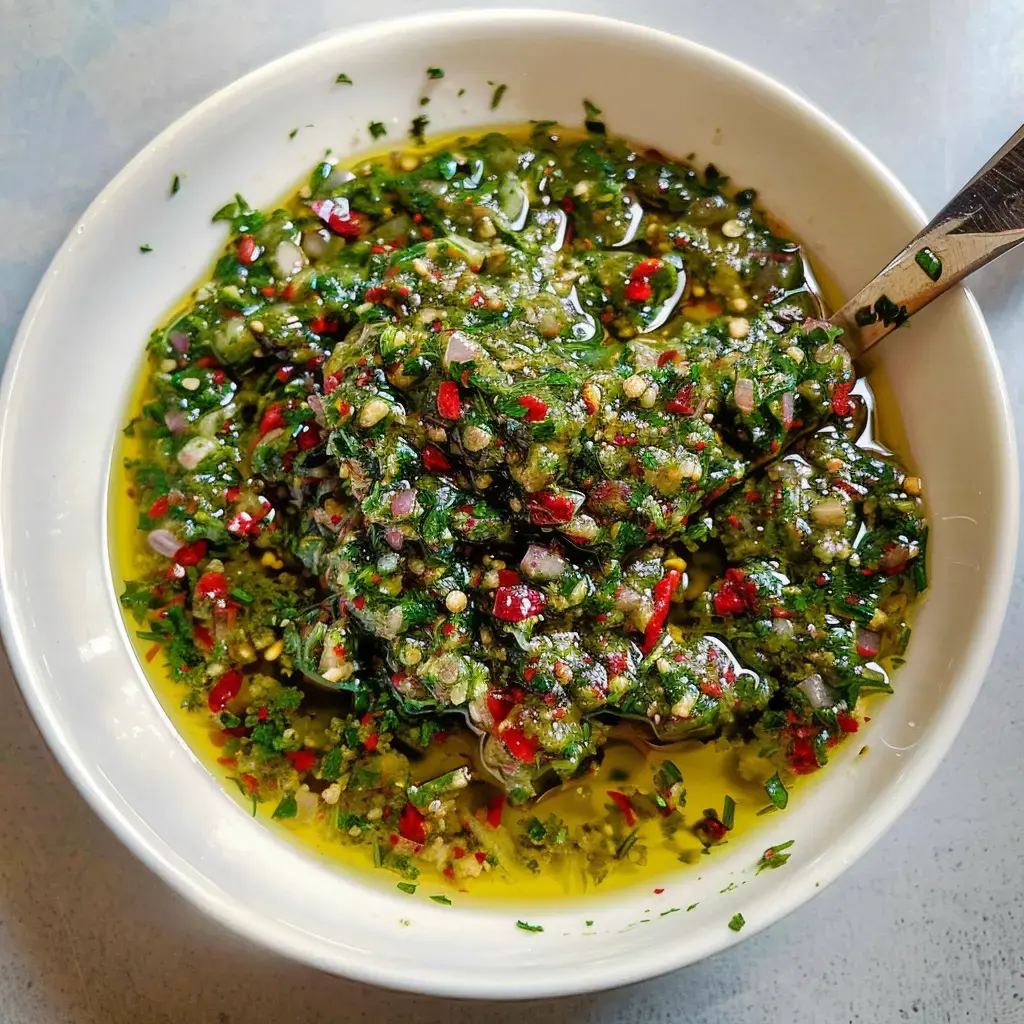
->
[831,122,1024,357]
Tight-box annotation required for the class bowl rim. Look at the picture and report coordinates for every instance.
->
[0,8,1018,998]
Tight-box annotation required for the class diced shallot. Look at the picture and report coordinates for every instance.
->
[880,544,913,572]
[384,528,405,551]
[798,672,835,708]
[780,390,795,428]
[390,487,418,518]
[734,377,756,415]
[147,529,183,558]
[168,330,190,354]
[177,436,219,470]
[443,330,481,368]
[272,239,306,279]
[164,409,188,435]
[856,627,882,659]
[519,544,566,581]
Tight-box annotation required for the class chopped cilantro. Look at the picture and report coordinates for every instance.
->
[914,246,942,282]
[516,920,543,932]
[170,174,180,196]
[272,793,298,819]
[429,894,452,905]
[728,913,745,932]
[335,73,353,85]
[289,128,299,139]
[139,244,152,253]
[397,882,417,894]
[409,115,429,145]
[368,121,387,140]
[490,83,508,109]
[426,66,444,79]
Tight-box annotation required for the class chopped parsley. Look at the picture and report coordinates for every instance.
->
[170,174,181,196]
[490,83,508,109]
[516,920,544,932]
[728,913,745,932]
[335,73,353,85]
[368,121,387,140]
[139,244,153,254]
[426,66,444,79]
[397,882,417,894]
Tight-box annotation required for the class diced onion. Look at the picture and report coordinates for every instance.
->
[273,239,306,279]
[443,330,481,367]
[300,228,331,260]
[856,627,882,658]
[811,496,847,527]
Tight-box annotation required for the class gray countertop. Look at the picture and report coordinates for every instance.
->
[1,2,1022,1021]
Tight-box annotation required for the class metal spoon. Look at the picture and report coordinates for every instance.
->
[821,122,1024,356]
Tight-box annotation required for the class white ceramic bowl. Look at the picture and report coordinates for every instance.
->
[0,10,1017,999]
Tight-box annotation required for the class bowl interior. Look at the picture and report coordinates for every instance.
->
[0,10,1015,999]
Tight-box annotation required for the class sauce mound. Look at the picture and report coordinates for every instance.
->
[116,126,926,895]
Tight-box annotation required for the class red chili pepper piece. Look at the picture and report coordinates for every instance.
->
[665,384,695,415]
[147,495,169,519]
[642,568,682,653]
[437,381,462,420]
[486,794,506,829]
[196,571,228,600]
[526,491,577,525]
[309,198,370,238]
[364,285,389,303]
[497,569,520,587]
[297,424,322,450]
[208,670,242,712]
[501,726,539,762]
[632,257,664,280]
[240,773,259,794]
[712,567,760,617]
[285,749,317,773]
[831,380,854,417]
[236,235,258,265]
[657,349,679,368]
[607,790,637,827]
[193,625,214,650]
[789,736,820,774]
[363,733,379,751]
[487,692,513,726]
[700,816,729,842]
[174,540,207,566]
[493,585,545,622]
[517,394,548,422]
[398,802,427,844]
[421,444,451,474]
[258,404,287,437]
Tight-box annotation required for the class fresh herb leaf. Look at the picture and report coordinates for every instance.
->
[397,882,417,894]
[139,244,153,253]
[409,115,429,145]
[426,66,444,79]
[289,128,299,139]
[728,913,745,932]
[516,920,543,932]
[583,98,602,120]
[335,73,353,85]
[722,794,736,830]
[429,894,452,905]
[272,793,298,819]
[765,773,789,810]
[490,83,508,109]
[170,174,180,196]
[368,121,387,140]
[914,246,942,282]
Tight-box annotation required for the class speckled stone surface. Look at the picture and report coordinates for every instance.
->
[1,1,1023,1021]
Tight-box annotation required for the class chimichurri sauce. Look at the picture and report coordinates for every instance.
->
[117,126,926,894]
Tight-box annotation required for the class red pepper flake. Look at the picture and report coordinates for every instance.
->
[281,281,297,302]
[497,569,520,587]
[258,403,286,437]
[700,679,723,697]
[624,279,653,303]
[712,567,760,617]
[352,596,366,610]
[632,257,664,279]
[398,802,427,844]
[607,790,637,827]
[147,495,169,519]
[789,736,820,774]
[653,887,665,895]
[726,514,741,529]
[437,380,462,420]
[257,705,268,721]
[474,850,488,863]
[261,286,277,298]
[837,712,859,733]
[443,866,456,881]
[196,571,228,600]
[240,773,259,795]
[286,749,317,773]
[363,733,379,752]
[275,365,294,383]
[420,225,434,240]
[174,540,207,566]
[364,285,389,303]
[486,794,506,829]
[236,234,258,265]
[517,395,548,422]
[700,816,729,842]
[526,491,577,525]
[309,198,370,238]
[493,585,545,622]
[642,568,681,653]
[831,380,854,417]
[453,846,465,859]
[208,670,242,712]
